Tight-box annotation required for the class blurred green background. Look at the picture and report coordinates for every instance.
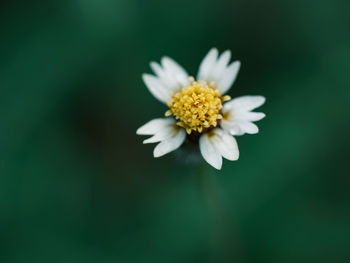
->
[1,0,349,262]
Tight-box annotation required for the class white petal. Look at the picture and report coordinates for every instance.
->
[221,96,265,136]
[223,110,266,122]
[222,120,259,135]
[224,95,266,112]
[237,111,265,121]
[210,128,239,161]
[161,57,190,87]
[153,129,186,158]
[197,48,219,81]
[150,62,165,79]
[238,121,259,134]
[199,133,222,170]
[220,121,244,136]
[211,50,231,82]
[216,61,241,94]
[142,74,171,103]
[143,125,177,144]
[136,118,175,135]
[150,61,179,93]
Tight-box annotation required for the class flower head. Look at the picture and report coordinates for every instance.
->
[137,48,265,169]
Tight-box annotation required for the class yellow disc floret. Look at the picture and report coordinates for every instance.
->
[165,77,231,134]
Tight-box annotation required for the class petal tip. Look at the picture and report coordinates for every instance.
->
[149,61,158,70]
[161,56,170,64]
[232,60,241,69]
[141,73,149,82]
[142,139,151,144]
[153,149,163,158]
[136,126,146,135]
[211,162,222,170]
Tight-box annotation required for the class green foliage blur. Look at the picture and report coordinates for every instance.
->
[1,0,349,262]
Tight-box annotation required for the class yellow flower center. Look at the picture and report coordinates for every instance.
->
[165,77,231,134]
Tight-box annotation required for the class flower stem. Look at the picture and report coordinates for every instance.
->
[197,163,245,262]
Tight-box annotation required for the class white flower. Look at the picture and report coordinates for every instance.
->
[137,48,265,170]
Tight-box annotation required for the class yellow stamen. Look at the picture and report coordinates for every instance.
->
[166,77,231,134]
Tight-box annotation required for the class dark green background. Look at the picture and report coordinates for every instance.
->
[1,0,349,262]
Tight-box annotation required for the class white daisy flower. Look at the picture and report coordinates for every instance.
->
[137,48,266,170]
